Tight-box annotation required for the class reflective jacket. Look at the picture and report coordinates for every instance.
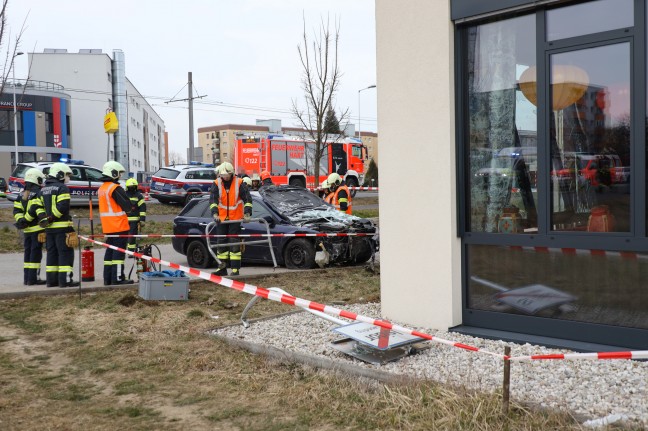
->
[209,177,252,222]
[41,178,73,232]
[98,182,130,233]
[332,185,352,215]
[13,184,47,234]
[126,190,147,223]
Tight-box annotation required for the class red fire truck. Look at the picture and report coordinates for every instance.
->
[234,134,366,189]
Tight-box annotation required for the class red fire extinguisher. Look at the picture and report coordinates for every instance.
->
[81,246,95,282]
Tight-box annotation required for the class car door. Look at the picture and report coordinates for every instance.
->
[241,198,284,264]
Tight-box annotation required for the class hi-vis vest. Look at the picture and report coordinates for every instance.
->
[216,177,244,221]
[332,184,352,215]
[98,182,130,233]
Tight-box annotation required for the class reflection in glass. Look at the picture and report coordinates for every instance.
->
[467,244,648,330]
[466,14,538,233]
[548,44,631,232]
[547,0,633,42]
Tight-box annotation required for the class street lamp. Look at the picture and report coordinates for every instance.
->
[12,51,24,168]
[357,84,376,142]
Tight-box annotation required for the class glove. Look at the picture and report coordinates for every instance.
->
[37,232,47,243]
[213,214,220,223]
[243,213,251,222]
[39,217,49,228]
[65,231,79,248]
[15,219,28,230]
[139,221,145,231]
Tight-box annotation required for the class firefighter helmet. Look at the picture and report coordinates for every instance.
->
[25,168,46,186]
[327,173,342,188]
[48,163,73,181]
[242,177,252,187]
[251,173,261,182]
[217,162,234,175]
[260,171,271,181]
[102,161,126,180]
[125,178,138,191]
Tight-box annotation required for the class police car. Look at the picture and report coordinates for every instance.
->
[8,159,113,206]
[149,162,216,205]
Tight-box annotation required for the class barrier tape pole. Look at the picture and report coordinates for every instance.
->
[79,234,506,360]
[91,233,376,239]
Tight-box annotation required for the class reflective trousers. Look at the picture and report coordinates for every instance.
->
[127,221,139,252]
[23,232,43,285]
[103,232,128,285]
[46,230,74,287]
[216,222,242,270]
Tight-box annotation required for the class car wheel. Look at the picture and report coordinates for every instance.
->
[283,238,316,269]
[350,238,373,263]
[346,177,359,197]
[288,177,306,188]
[186,240,214,268]
[156,197,171,204]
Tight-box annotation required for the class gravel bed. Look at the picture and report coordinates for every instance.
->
[214,303,648,428]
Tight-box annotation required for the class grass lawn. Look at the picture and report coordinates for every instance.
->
[0,267,581,430]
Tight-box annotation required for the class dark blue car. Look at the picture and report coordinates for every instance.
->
[172,186,377,269]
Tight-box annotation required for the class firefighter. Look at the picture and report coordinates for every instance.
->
[327,173,352,214]
[14,168,48,286]
[260,171,273,188]
[319,179,333,203]
[41,162,79,288]
[242,176,253,188]
[209,162,252,277]
[124,178,146,254]
[250,173,261,191]
[98,161,135,285]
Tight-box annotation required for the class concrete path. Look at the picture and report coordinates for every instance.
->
[0,243,297,298]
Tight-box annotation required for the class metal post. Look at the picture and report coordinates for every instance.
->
[12,52,24,168]
[188,71,194,163]
[357,85,376,144]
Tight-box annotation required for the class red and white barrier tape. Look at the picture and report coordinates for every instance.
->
[148,190,208,196]
[92,233,375,239]
[79,235,648,362]
[309,186,379,191]
[508,245,648,261]
[510,351,648,361]
[79,234,504,360]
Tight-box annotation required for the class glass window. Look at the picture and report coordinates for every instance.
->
[466,14,538,233]
[86,168,103,182]
[547,0,633,42]
[45,113,53,133]
[467,244,648,330]
[549,43,631,232]
[153,168,180,179]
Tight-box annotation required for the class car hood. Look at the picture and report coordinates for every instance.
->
[260,185,375,232]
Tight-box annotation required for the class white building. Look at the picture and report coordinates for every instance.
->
[27,49,165,175]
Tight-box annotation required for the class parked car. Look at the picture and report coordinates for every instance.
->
[8,159,116,206]
[0,177,6,193]
[149,162,216,205]
[172,185,378,269]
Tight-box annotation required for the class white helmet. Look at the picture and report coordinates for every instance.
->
[327,173,342,189]
[25,168,46,186]
[48,163,73,181]
[102,161,126,180]
[242,177,252,187]
[217,162,234,175]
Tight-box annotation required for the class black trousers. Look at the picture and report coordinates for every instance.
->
[127,221,139,251]
[23,232,43,285]
[103,232,129,285]
[216,222,242,270]
[46,230,74,286]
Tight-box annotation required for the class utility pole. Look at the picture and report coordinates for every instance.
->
[165,71,206,162]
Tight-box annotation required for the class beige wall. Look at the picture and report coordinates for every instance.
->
[376,0,461,329]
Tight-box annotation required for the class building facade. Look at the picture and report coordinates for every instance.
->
[376,0,648,350]
[27,49,165,176]
[0,80,72,179]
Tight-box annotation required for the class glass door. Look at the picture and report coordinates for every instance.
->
[549,42,631,233]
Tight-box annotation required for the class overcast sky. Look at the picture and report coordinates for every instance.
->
[8,0,377,156]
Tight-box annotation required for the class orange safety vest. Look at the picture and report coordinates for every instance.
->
[98,182,130,233]
[216,177,244,221]
[332,184,352,215]
[324,192,333,205]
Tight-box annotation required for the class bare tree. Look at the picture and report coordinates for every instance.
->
[291,15,350,182]
[168,150,186,166]
[0,0,28,96]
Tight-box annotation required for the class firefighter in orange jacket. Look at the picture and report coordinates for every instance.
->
[209,162,252,276]
[327,173,352,214]
[98,161,135,285]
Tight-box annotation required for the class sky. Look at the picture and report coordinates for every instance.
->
[7,0,377,156]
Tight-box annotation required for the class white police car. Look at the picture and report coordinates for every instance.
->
[149,162,216,205]
[8,159,113,206]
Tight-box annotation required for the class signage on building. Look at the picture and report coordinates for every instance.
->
[104,111,119,133]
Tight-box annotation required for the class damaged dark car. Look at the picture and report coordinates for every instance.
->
[172,185,378,269]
